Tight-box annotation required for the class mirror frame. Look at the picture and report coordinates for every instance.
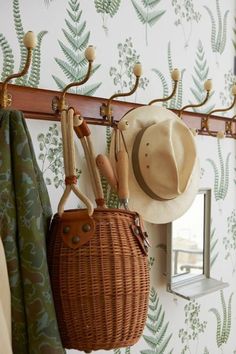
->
[166,188,228,300]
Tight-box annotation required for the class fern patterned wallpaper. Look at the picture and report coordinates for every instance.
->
[0,1,236,353]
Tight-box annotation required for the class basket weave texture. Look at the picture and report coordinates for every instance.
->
[47,208,150,352]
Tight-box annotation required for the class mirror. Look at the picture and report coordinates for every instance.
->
[167,189,228,300]
[171,192,205,279]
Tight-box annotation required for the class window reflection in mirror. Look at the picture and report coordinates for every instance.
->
[167,188,229,300]
[172,193,205,280]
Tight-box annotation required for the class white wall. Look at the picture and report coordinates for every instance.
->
[1,1,236,353]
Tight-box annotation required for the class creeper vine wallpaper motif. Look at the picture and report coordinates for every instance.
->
[0,0,236,353]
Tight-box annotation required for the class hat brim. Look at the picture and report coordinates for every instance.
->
[110,106,200,224]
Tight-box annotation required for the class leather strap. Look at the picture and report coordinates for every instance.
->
[65,175,77,185]
[60,210,95,249]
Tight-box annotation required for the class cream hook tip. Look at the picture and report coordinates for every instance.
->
[133,62,142,77]
[189,128,198,136]
[204,79,212,91]
[85,45,95,61]
[23,31,37,49]
[74,115,83,127]
[171,68,180,81]
[231,84,236,95]
[217,130,225,139]
[117,119,129,131]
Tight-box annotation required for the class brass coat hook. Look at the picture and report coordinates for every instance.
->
[148,68,180,105]
[0,31,37,109]
[225,113,236,138]
[201,84,236,137]
[178,79,212,118]
[100,63,142,125]
[58,46,96,112]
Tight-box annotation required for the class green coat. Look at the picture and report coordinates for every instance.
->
[0,109,64,354]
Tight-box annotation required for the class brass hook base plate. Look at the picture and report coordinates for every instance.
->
[201,117,208,131]
[225,121,232,135]
[52,96,68,113]
[100,102,113,119]
[0,91,12,109]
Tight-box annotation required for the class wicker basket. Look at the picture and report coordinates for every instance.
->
[47,207,150,352]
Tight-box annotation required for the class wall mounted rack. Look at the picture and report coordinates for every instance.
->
[0,83,235,139]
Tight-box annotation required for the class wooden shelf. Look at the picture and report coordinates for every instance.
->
[1,83,235,138]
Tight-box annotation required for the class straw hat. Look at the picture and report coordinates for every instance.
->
[110,105,199,224]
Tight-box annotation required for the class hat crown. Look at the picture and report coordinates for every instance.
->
[137,119,196,200]
[110,105,199,224]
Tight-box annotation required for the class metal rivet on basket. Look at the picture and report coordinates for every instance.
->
[134,227,140,236]
[63,226,70,234]
[82,223,91,232]
[72,235,80,244]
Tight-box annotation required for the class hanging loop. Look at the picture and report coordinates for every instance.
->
[58,108,94,216]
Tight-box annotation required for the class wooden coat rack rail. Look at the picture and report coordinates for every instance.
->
[1,83,236,139]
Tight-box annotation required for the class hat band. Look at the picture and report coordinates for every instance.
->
[132,127,168,202]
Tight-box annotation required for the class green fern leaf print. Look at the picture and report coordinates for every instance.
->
[13,0,27,85]
[147,9,166,27]
[168,42,185,109]
[233,17,236,51]
[204,0,229,59]
[95,0,121,16]
[142,0,161,8]
[44,0,54,5]
[206,159,220,201]
[220,69,236,107]
[210,224,219,268]
[109,37,149,95]
[141,287,173,354]
[174,69,185,109]
[219,10,229,54]
[37,124,64,189]
[152,42,185,109]
[215,0,223,52]
[53,0,101,95]
[171,0,201,48]
[179,300,207,353]
[223,210,236,274]
[203,6,217,52]
[131,0,165,45]
[151,69,169,107]
[206,139,231,204]
[94,0,121,34]
[0,0,47,87]
[189,40,215,113]
[114,350,121,354]
[209,290,233,348]
[113,348,130,354]
[131,0,147,24]
[28,31,48,87]
[76,83,102,96]
[222,153,230,200]
[51,75,67,91]
[0,34,14,81]
[58,40,87,68]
